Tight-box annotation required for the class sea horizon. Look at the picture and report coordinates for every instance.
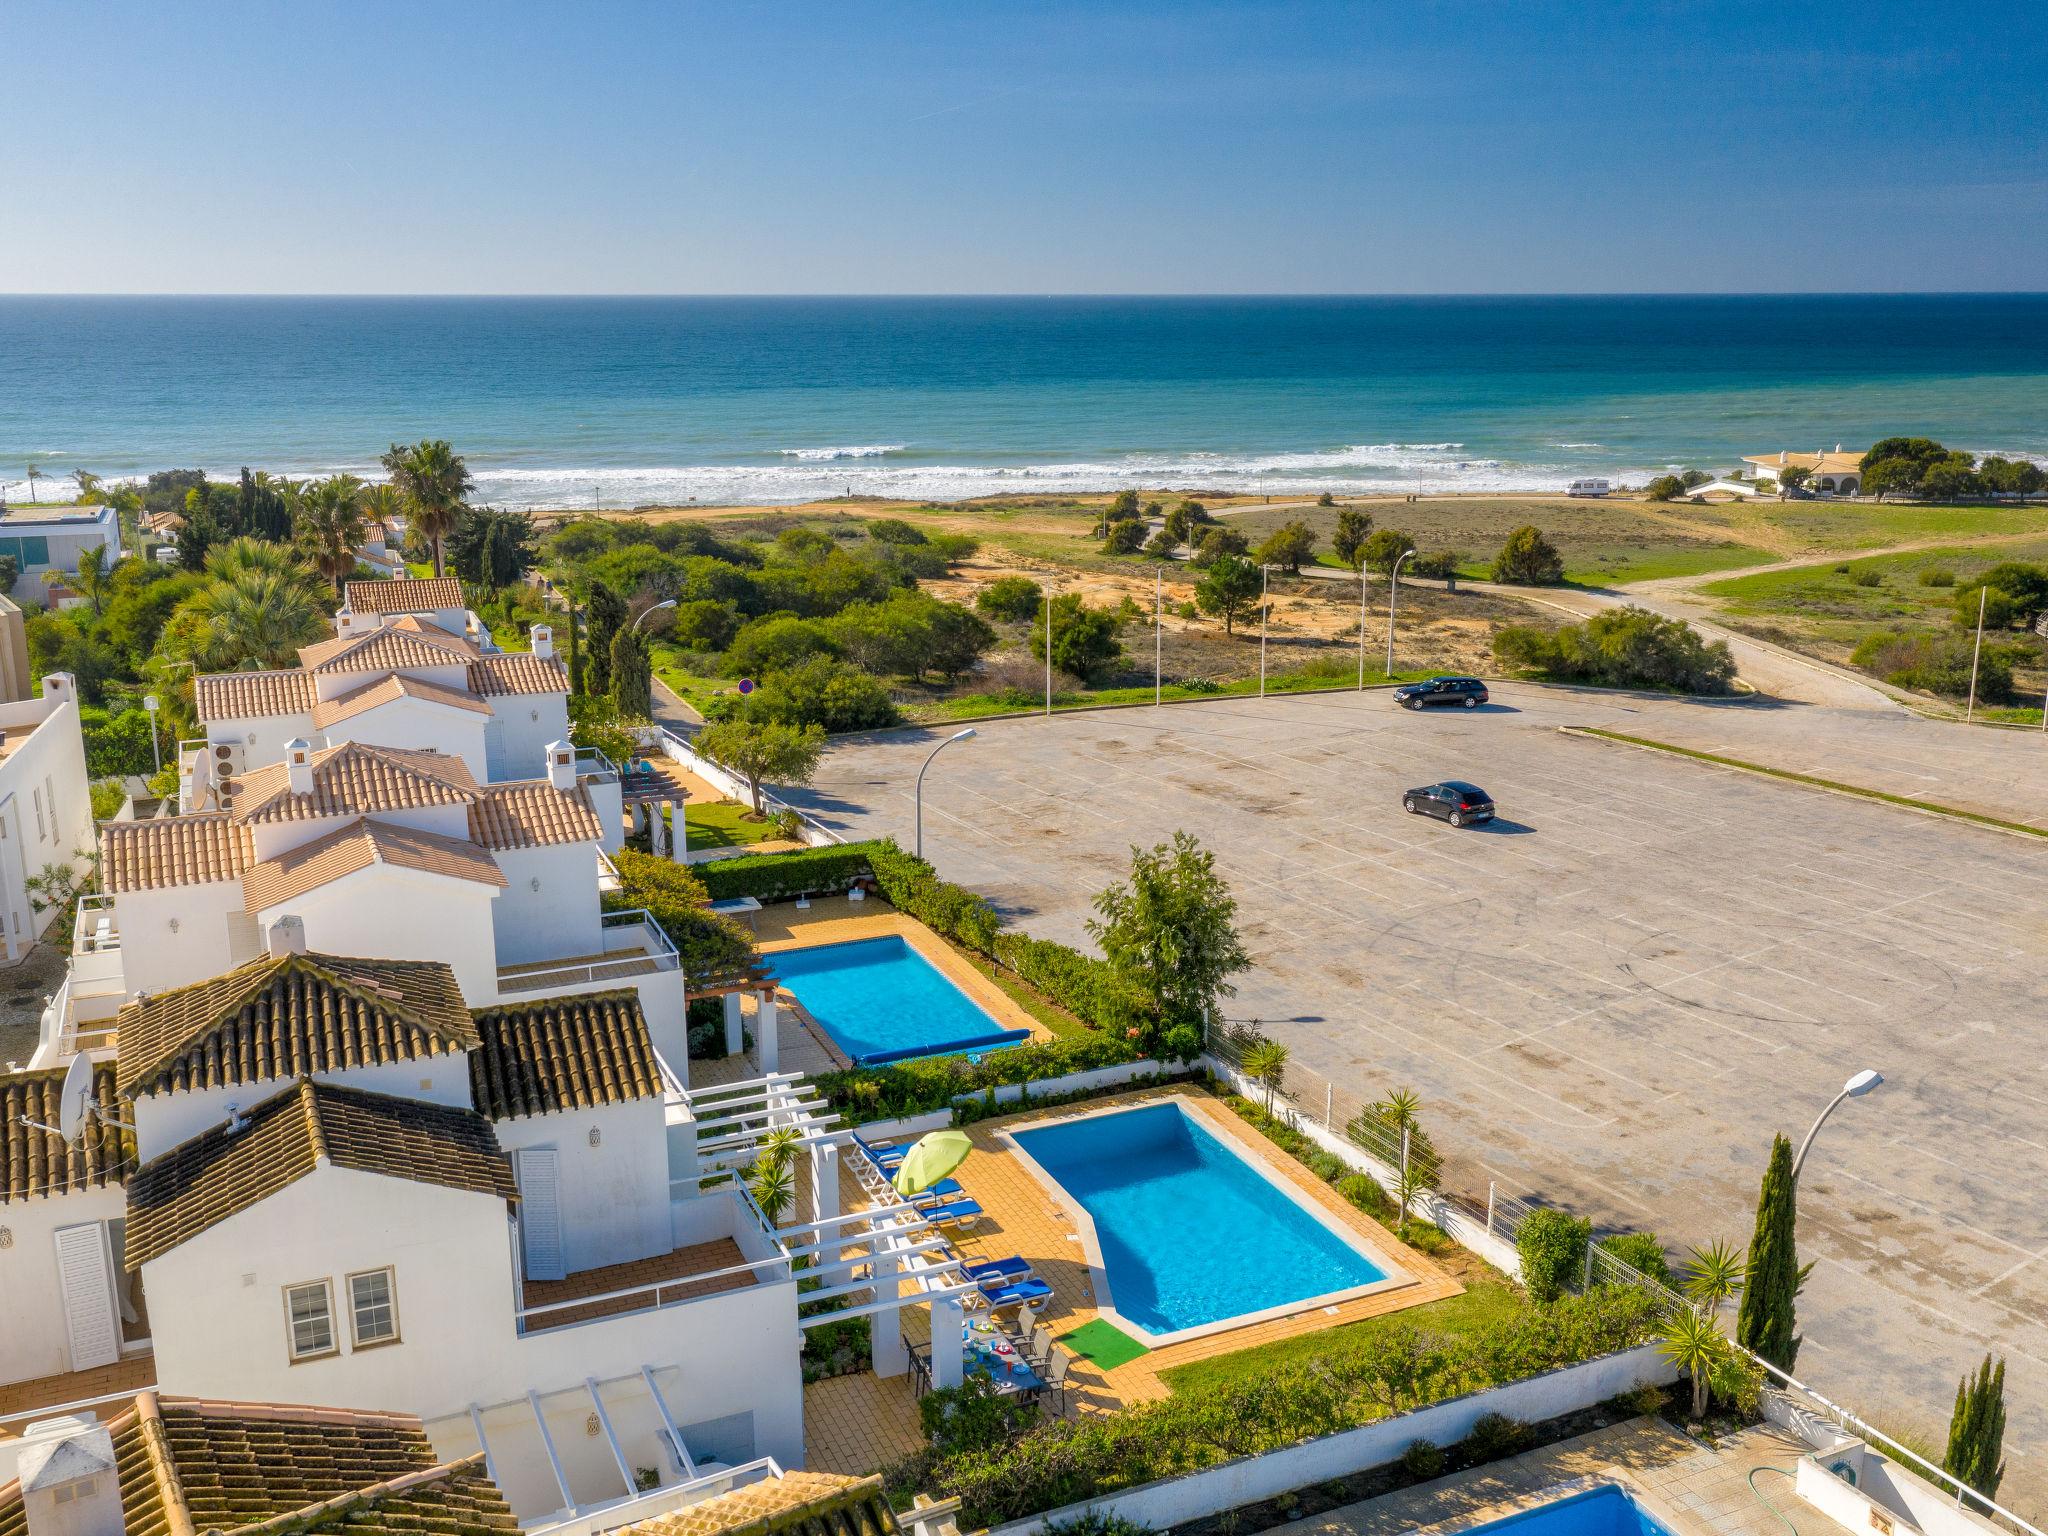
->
[7,293,2047,509]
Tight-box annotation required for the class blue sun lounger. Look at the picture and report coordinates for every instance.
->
[921,1197,984,1228]
[962,1255,1033,1287]
[978,1276,1053,1310]
[854,1133,904,1170]
[906,1178,965,1205]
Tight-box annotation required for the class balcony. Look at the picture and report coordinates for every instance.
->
[494,908,679,996]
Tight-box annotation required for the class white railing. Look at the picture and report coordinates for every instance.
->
[0,1382,159,1432]
[496,910,679,994]
[514,1249,793,1336]
[596,845,623,894]
[72,893,119,955]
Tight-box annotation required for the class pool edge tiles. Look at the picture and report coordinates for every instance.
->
[763,932,1033,1067]
[999,1093,1419,1348]
[1402,1481,1686,1536]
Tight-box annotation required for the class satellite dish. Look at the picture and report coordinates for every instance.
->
[57,1052,94,1143]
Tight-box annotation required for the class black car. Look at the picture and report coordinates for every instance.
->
[1392,675,1489,709]
[1403,781,1496,826]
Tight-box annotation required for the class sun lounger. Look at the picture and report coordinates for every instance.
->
[921,1197,984,1228]
[962,1256,1034,1286]
[906,1178,965,1205]
[978,1277,1053,1310]
[853,1133,904,1169]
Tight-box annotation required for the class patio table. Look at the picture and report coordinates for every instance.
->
[963,1325,1044,1395]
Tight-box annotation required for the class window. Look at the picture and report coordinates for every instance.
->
[44,776,55,839]
[284,1280,336,1361]
[347,1268,399,1347]
[30,788,43,842]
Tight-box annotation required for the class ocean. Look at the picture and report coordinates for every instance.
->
[3,295,2046,508]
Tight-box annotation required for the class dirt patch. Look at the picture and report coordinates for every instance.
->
[0,943,65,1068]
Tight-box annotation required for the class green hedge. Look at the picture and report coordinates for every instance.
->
[695,843,877,902]
[817,1033,1143,1124]
[919,1285,1661,1526]
[605,850,757,978]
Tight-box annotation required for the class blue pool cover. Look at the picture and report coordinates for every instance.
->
[766,935,1030,1067]
[1013,1101,1388,1335]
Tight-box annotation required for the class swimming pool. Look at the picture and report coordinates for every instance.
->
[1457,1486,1678,1536]
[1008,1100,1401,1344]
[765,935,1031,1067]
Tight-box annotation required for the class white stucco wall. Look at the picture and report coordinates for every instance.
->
[0,682,91,960]
[132,1052,478,1163]
[493,1098,671,1274]
[491,844,603,967]
[308,659,470,705]
[245,801,471,863]
[261,865,501,1002]
[111,881,250,997]
[486,695,571,783]
[206,714,315,777]
[0,1186,133,1388]
[324,699,489,782]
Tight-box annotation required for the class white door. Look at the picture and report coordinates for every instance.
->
[517,1148,566,1281]
[54,1223,120,1370]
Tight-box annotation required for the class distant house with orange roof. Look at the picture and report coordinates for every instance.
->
[1741,447,1867,496]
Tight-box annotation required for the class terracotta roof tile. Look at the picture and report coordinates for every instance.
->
[125,1080,516,1269]
[229,742,478,824]
[470,991,660,1120]
[469,781,603,849]
[344,576,466,615]
[101,814,255,894]
[0,1063,134,1203]
[619,1473,896,1536]
[310,672,493,728]
[0,1393,519,1536]
[297,625,475,675]
[468,651,569,697]
[195,670,316,723]
[116,951,478,1100]
[240,817,507,912]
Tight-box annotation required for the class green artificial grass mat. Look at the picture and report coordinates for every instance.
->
[1059,1317,1150,1370]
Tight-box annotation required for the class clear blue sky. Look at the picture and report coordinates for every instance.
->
[5,0,2044,294]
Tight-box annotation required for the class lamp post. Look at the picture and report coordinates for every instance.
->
[1791,1069,1882,1182]
[142,694,161,778]
[1042,590,1053,717]
[1357,560,1368,690]
[632,598,678,633]
[1385,547,1416,678]
[1258,564,1271,697]
[915,728,977,859]
[1154,565,1164,707]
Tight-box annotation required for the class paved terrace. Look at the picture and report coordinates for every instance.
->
[788,685,2048,1511]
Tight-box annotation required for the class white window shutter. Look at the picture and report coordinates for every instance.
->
[516,1148,565,1281]
[55,1224,120,1370]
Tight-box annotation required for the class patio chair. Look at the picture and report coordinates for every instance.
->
[1041,1349,1069,1414]
[920,1197,984,1229]
[978,1276,1052,1311]
[962,1256,1034,1288]
[906,1340,932,1399]
[1025,1321,1054,1371]
[853,1132,904,1170]
[906,1178,965,1206]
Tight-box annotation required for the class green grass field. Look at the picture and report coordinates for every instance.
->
[684,799,781,849]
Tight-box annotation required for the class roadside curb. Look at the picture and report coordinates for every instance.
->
[1558,726,2048,841]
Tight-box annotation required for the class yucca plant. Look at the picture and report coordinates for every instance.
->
[1660,1305,1727,1421]
[1241,1040,1289,1122]
[1682,1238,1745,1311]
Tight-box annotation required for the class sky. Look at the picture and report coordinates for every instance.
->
[3,0,2045,295]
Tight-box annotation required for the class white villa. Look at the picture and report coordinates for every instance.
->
[0,675,93,966]
[0,505,122,611]
[1741,447,1867,496]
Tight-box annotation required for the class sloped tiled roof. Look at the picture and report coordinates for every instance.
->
[469,650,569,696]
[297,624,475,676]
[619,1473,897,1536]
[195,669,316,723]
[241,817,507,912]
[229,741,479,824]
[345,576,465,615]
[310,671,493,728]
[0,1392,518,1536]
[101,814,255,893]
[470,990,660,1121]
[115,951,478,1100]
[125,1079,516,1268]
[0,1063,134,1203]
[469,780,604,849]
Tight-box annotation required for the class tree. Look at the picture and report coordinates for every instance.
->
[1031,594,1124,682]
[1192,526,1249,566]
[24,463,42,503]
[449,505,538,591]
[182,558,327,671]
[292,474,368,595]
[743,655,898,732]
[1644,475,1686,502]
[1919,454,1982,502]
[1491,525,1565,585]
[1976,561,2048,624]
[1242,1040,1289,1122]
[582,581,627,696]
[1101,488,1141,535]
[174,487,222,572]
[1943,1355,2007,1506]
[976,575,1042,623]
[1734,1133,1803,1372]
[1860,437,1951,501]
[697,719,826,813]
[1978,457,2046,500]
[609,624,652,718]
[0,555,18,595]
[1144,527,1179,559]
[1359,529,1417,574]
[1680,469,1711,489]
[47,544,112,616]
[71,470,102,501]
[1194,554,1261,635]
[1778,465,1811,498]
[1661,1307,1728,1421]
[924,601,997,682]
[1332,508,1374,570]
[1682,1239,1745,1310]
[380,439,474,577]
[1101,518,1146,555]
[1087,831,1250,1050]
[1254,519,1316,574]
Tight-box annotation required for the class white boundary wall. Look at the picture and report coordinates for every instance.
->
[655,729,842,848]
[986,1343,1673,1536]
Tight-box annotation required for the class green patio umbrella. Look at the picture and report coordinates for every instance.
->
[892,1130,973,1198]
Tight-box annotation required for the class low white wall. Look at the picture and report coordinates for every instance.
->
[657,731,840,848]
[1202,1054,1524,1277]
[1794,1436,2014,1536]
[987,1343,1674,1536]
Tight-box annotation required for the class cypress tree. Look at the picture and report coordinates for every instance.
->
[610,626,652,719]
[585,581,626,695]
[1943,1355,2007,1506]
[1735,1133,1802,1371]
[566,603,584,696]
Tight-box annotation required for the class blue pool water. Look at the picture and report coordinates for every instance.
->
[1012,1102,1388,1337]
[765,936,1029,1067]
[1457,1487,1677,1536]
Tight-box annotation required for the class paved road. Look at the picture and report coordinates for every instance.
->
[785,685,2048,1511]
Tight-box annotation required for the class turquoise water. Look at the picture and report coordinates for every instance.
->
[1454,1487,1677,1536]
[764,935,1027,1067]
[1013,1102,1387,1336]
[4,296,2046,506]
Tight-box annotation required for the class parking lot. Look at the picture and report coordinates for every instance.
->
[790,684,2048,1507]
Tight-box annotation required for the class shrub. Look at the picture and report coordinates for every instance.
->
[919,1373,1040,1459]
[1255,520,1318,574]
[1644,475,1685,502]
[1597,1231,1675,1286]
[1463,1412,1531,1462]
[1919,567,1956,588]
[865,518,928,546]
[1192,527,1249,566]
[1401,1439,1446,1479]
[1032,594,1125,682]
[1102,519,1146,555]
[977,575,1044,623]
[1494,606,1734,695]
[695,843,875,901]
[1954,585,2016,629]
[1516,1208,1592,1304]
[722,616,839,678]
[1850,629,2012,701]
[745,655,899,732]
[1491,526,1565,585]
[1360,528,1417,574]
[604,850,757,978]
[1851,569,1882,588]
[1337,1173,1396,1221]
[1409,550,1464,580]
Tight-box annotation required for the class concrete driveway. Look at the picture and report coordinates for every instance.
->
[786,685,2048,1511]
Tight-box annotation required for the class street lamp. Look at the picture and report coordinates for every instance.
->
[1154,565,1164,708]
[1791,1069,1882,1182]
[1385,548,1416,678]
[914,728,977,859]
[632,598,678,633]
[142,695,161,778]
[1257,563,1271,697]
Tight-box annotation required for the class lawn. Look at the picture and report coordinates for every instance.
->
[1157,1271,1526,1398]
[909,663,1448,723]
[684,798,780,849]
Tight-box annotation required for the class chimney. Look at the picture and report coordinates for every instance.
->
[285,739,315,796]
[16,1417,123,1536]
[530,623,554,659]
[546,740,576,790]
[267,915,307,958]
[40,673,73,708]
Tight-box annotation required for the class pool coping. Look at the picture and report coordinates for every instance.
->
[1396,1475,1692,1536]
[995,1090,1421,1349]
[762,931,1034,1066]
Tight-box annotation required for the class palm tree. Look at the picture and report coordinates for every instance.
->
[293,474,369,595]
[44,544,112,616]
[360,482,402,530]
[71,470,102,501]
[206,535,320,589]
[188,542,328,671]
[379,440,473,578]
[1660,1306,1726,1421]
[748,1127,804,1227]
[1241,1039,1290,1122]
[1682,1239,1745,1312]
[24,464,41,503]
